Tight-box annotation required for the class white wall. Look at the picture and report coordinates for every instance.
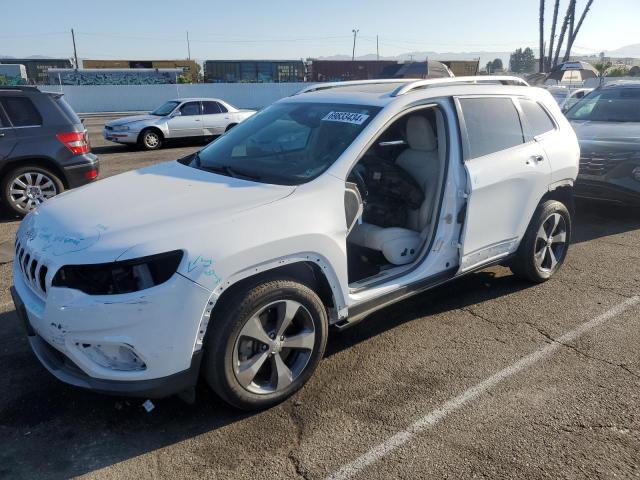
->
[39,83,311,113]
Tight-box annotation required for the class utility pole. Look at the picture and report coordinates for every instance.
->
[71,28,79,69]
[186,31,191,60]
[351,29,359,61]
[376,35,379,62]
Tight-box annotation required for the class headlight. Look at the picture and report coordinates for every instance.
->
[52,250,183,295]
[112,125,130,132]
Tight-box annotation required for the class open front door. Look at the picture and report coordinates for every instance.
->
[456,96,552,272]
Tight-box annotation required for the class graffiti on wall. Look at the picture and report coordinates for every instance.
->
[48,70,180,86]
[0,75,26,86]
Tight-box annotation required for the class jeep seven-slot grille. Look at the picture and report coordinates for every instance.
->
[579,156,613,176]
[15,240,48,297]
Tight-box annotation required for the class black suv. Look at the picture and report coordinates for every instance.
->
[567,81,640,206]
[0,86,99,216]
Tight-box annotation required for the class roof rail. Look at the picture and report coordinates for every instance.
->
[391,76,530,96]
[0,85,39,92]
[294,79,414,95]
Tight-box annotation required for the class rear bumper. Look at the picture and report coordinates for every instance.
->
[10,285,204,398]
[62,153,100,188]
[575,177,640,206]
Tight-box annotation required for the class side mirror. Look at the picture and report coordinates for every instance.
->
[170,110,182,118]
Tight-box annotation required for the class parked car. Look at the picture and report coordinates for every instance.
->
[566,81,640,206]
[0,86,98,216]
[103,98,256,150]
[546,86,593,111]
[12,76,579,410]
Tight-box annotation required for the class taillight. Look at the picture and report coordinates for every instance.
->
[56,131,91,154]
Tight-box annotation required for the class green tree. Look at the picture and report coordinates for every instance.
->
[486,58,504,73]
[510,48,537,73]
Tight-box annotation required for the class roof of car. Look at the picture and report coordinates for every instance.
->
[169,97,226,102]
[601,80,640,89]
[281,76,543,108]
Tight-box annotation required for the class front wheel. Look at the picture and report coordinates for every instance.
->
[510,200,572,283]
[203,279,328,410]
[138,129,163,150]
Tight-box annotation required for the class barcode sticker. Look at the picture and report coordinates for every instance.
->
[322,111,370,125]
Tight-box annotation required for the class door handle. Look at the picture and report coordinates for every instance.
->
[532,155,545,162]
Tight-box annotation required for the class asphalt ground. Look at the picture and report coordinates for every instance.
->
[0,117,638,479]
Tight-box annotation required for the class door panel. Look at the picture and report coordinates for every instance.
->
[201,101,228,135]
[457,96,552,271]
[166,102,203,138]
[0,128,17,160]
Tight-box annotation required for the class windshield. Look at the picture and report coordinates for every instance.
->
[151,101,180,116]
[566,87,640,122]
[182,102,380,185]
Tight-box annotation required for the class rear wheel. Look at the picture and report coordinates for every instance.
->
[510,200,571,282]
[1,165,64,216]
[203,279,328,410]
[138,129,163,150]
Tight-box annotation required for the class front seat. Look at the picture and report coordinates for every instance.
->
[348,115,439,266]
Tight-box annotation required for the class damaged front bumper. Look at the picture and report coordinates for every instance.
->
[11,261,212,398]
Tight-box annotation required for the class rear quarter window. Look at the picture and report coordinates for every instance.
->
[519,98,556,139]
[1,96,42,127]
[54,96,81,124]
[459,97,525,159]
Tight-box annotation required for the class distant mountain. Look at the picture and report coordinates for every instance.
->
[605,44,640,58]
[318,51,512,68]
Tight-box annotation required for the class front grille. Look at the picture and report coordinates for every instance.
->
[15,240,49,298]
[579,156,613,176]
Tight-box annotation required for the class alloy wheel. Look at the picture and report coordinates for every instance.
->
[233,299,316,395]
[9,172,58,212]
[534,213,567,272]
[144,132,160,148]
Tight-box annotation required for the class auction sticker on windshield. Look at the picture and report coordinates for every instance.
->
[322,111,370,125]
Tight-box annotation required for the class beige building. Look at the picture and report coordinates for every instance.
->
[441,60,480,77]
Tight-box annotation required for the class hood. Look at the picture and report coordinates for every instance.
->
[570,120,640,147]
[19,161,295,264]
[106,115,159,127]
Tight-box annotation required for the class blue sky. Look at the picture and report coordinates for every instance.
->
[2,0,638,60]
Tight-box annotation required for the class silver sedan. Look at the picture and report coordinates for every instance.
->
[103,98,256,150]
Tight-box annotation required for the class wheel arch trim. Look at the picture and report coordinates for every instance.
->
[191,253,345,354]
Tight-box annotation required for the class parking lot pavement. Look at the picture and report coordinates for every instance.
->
[0,118,639,479]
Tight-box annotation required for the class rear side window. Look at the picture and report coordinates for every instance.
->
[54,96,81,124]
[519,99,555,139]
[1,97,42,127]
[459,97,524,159]
[202,102,222,114]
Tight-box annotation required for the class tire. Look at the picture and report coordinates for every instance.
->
[203,279,328,410]
[1,165,64,216]
[225,123,238,133]
[138,128,163,150]
[510,200,572,283]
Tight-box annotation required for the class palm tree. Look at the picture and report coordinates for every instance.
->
[546,0,560,72]
[553,0,576,68]
[539,0,545,72]
[563,0,595,62]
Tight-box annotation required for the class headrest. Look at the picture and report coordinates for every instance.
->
[406,115,437,152]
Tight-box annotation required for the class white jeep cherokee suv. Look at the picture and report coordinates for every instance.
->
[11,77,579,410]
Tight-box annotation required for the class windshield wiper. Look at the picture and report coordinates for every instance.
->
[191,152,262,181]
